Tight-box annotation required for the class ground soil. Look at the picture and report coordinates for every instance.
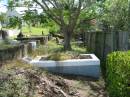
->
[0,62,107,97]
[62,75,107,97]
[20,70,108,97]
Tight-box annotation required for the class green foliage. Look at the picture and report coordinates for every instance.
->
[23,10,39,25]
[22,10,39,33]
[106,52,130,97]
[101,0,128,30]
[8,16,22,29]
[8,0,15,10]
[38,13,48,24]
[48,24,59,34]
[43,19,60,34]
[79,3,100,30]
[37,13,59,34]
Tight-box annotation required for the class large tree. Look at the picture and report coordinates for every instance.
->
[33,0,95,50]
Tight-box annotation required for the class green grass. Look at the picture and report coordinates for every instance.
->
[29,40,87,58]
[22,27,49,36]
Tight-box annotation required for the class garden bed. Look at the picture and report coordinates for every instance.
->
[40,54,92,61]
[23,54,100,78]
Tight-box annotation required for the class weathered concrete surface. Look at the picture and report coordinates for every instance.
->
[23,54,100,78]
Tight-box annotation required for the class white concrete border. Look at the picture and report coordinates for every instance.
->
[23,54,100,78]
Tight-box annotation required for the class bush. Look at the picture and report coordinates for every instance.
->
[106,51,130,97]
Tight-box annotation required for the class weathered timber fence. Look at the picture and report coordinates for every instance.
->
[86,31,129,59]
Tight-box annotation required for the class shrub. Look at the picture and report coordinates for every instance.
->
[106,51,130,97]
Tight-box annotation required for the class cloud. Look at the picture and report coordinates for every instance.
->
[0,6,7,13]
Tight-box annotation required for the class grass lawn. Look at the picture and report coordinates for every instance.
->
[22,27,49,36]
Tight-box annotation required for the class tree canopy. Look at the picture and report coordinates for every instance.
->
[100,0,128,31]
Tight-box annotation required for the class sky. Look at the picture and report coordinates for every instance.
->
[0,0,43,14]
[0,0,7,13]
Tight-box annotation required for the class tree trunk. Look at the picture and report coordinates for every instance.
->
[64,32,71,50]
[63,27,72,51]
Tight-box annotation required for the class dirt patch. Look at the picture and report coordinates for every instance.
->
[25,71,71,97]
[57,75,108,97]
[25,71,107,97]
[0,61,107,97]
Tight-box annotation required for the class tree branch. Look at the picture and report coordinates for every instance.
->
[34,0,62,25]
[68,0,82,30]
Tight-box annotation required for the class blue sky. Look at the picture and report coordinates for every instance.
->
[0,0,7,13]
[0,0,43,13]
[1,0,7,5]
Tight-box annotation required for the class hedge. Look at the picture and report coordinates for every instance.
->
[106,51,130,97]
